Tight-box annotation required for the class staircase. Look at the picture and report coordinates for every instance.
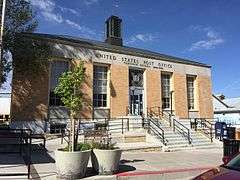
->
[179,119,222,150]
[146,107,222,151]
[147,117,191,151]
[105,114,222,152]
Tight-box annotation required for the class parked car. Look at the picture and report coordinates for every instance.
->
[193,153,240,179]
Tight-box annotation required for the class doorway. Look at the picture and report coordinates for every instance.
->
[129,69,144,116]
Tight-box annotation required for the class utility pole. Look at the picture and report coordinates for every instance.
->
[0,0,6,80]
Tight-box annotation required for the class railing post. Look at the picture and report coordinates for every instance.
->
[210,127,213,143]
[122,118,124,134]
[127,118,130,131]
[158,107,160,118]
[148,118,150,134]
[188,129,191,144]
[163,131,165,145]
[194,118,197,131]
[169,114,172,127]
[173,119,175,132]
[141,116,144,128]
[28,135,32,179]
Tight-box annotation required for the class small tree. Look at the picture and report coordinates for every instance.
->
[54,62,85,152]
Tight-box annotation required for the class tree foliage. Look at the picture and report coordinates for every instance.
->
[54,62,85,152]
[12,34,51,76]
[1,0,38,84]
[54,62,85,114]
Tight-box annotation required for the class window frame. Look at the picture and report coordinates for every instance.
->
[49,60,69,107]
[93,64,109,108]
[186,75,196,110]
[161,72,172,109]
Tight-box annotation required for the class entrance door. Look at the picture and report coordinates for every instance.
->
[129,88,143,116]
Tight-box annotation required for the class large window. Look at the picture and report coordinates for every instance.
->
[49,61,69,106]
[93,65,108,107]
[161,73,171,109]
[187,76,196,110]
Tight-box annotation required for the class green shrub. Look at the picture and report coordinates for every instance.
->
[91,141,117,150]
[60,143,91,152]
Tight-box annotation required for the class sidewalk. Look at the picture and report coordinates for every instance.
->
[0,138,223,179]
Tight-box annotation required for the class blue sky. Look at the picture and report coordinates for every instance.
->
[1,0,240,97]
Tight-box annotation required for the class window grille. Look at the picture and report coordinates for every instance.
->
[49,61,69,106]
[161,73,171,109]
[93,66,108,107]
[187,76,195,110]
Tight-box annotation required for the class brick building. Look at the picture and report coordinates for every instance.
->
[10,16,213,132]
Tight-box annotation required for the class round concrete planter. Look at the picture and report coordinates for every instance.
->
[55,149,91,179]
[91,149,122,175]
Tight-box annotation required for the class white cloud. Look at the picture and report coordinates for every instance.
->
[65,19,96,37]
[189,26,224,51]
[84,0,99,6]
[30,0,80,23]
[189,38,224,51]
[58,6,79,16]
[41,11,63,23]
[30,0,63,23]
[30,0,55,11]
[126,33,157,45]
[30,0,97,39]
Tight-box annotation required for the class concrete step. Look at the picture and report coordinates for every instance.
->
[116,142,162,152]
[167,143,190,148]
[192,142,218,146]
[167,141,189,145]
[165,137,189,141]
[192,139,212,143]
[194,144,222,150]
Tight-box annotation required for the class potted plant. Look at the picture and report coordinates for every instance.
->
[55,143,91,179]
[54,62,90,179]
[91,140,122,175]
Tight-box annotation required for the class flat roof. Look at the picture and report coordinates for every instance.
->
[20,33,211,68]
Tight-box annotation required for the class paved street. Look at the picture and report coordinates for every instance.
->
[0,138,223,179]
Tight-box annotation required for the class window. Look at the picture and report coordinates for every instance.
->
[49,61,69,106]
[93,65,108,107]
[161,73,171,109]
[187,76,195,110]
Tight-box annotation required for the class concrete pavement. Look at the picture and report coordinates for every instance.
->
[0,138,223,179]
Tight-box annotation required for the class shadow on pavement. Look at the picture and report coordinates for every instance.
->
[118,164,136,173]
[120,159,145,164]
[31,144,55,164]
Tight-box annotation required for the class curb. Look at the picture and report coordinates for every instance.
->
[116,166,214,177]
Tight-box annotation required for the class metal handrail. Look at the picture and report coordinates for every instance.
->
[193,118,214,142]
[145,118,168,145]
[173,118,192,144]
[162,111,172,127]
[147,106,172,126]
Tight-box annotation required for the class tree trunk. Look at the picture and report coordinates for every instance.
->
[71,110,75,152]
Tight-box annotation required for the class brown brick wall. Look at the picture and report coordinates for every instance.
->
[173,73,189,118]
[146,69,161,115]
[110,64,129,117]
[11,63,50,121]
[196,76,213,118]
[71,60,93,118]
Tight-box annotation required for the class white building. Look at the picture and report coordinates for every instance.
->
[213,94,240,126]
[0,93,11,120]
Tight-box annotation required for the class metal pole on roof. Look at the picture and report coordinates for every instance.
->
[0,0,6,76]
